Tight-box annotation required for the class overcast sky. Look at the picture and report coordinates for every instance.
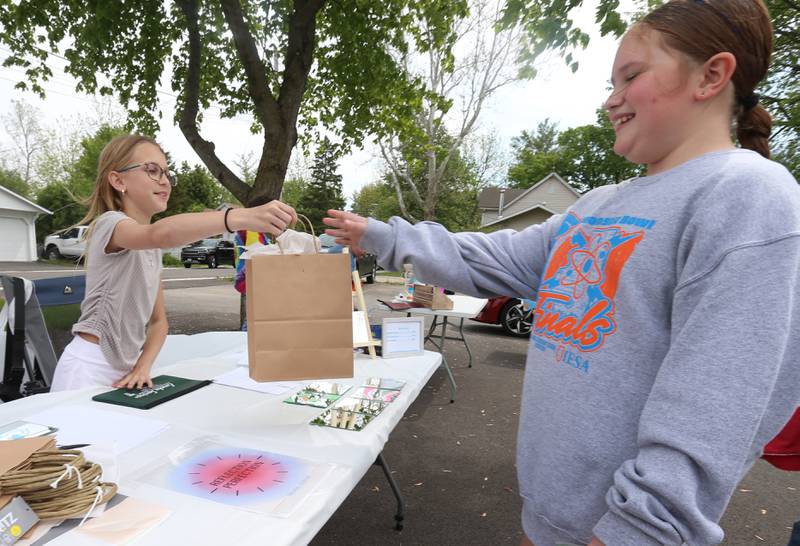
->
[0,1,630,202]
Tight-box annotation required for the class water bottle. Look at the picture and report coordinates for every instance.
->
[403,263,416,296]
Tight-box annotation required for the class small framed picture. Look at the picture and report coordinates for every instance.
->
[381,317,425,358]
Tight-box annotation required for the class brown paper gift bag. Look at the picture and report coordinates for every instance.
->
[245,243,353,382]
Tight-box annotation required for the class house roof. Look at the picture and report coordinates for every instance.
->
[0,185,51,215]
[482,202,559,228]
[477,187,526,209]
[478,173,581,210]
[502,172,581,211]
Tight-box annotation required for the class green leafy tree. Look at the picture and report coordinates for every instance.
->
[0,0,466,205]
[380,0,525,221]
[500,0,798,178]
[556,110,644,191]
[297,138,345,231]
[0,166,30,198]
[508,110,643,191]
[154,163,226,220]
[35,183,84,241]
[66,125,129,199]
[280,177,308,209]
[765,0,799,175]
[351,181,400,221]
[507,119,562,188]
[34,125,127,240]
[365,138,484,231]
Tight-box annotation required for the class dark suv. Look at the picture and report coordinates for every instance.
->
[181,239,235,268]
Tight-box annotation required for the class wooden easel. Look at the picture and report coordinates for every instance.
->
[352,268,381,359]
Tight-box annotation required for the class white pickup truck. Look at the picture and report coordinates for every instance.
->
[43,225,88,260]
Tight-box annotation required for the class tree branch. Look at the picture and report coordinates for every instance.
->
[177,0,249,203]
[278,0,325,124]
[378,139,423,220]
[219,0,279,128]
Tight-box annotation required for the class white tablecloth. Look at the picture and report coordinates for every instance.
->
[0,332,442,546]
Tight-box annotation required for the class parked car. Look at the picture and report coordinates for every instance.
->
[472,296,534,337]
[43,226,88,261]
[180,239,235,268]
[318,233,379,283]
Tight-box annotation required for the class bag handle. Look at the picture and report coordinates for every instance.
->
[273,214,321,254]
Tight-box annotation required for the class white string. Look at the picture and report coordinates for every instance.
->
[78,486,104,527]
[50,464,83,489]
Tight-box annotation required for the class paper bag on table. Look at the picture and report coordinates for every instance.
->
[244,220,353,382]
[0,436,55,477]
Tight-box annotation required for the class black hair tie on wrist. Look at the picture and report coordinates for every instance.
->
[223,207,234,234]
[741,93,759,111]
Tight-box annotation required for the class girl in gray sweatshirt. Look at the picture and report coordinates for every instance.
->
[324,1,800,545]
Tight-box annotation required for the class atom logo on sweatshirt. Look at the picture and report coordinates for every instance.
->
[533,212,654,353]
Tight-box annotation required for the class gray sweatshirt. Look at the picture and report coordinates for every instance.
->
[360,149,800,546]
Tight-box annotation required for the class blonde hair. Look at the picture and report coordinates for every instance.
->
[76,134,166,259]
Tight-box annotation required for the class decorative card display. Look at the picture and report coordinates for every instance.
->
[332,396,387,416]
[347,387,401,403]
[309,377,405,432]
[283,382,350,408]
[311,408,375,431]
[363,377,405,390]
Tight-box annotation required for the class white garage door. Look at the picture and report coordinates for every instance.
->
[0,216,31,261]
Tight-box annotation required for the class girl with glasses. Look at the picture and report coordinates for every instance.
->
[51,134,296,392]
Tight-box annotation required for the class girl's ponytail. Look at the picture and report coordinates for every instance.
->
[736,101,772,159]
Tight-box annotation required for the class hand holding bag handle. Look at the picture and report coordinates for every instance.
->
[273,213,321,255]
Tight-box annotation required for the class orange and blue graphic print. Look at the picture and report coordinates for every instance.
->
[531,212,654,373]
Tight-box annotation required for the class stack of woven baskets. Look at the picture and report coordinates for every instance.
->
[0,448,117,521]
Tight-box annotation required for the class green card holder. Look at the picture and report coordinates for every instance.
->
[92,375,212,409]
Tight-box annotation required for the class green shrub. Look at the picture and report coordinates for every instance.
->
[162,254,183,267]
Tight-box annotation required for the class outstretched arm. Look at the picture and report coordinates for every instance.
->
[109,201,297,252]
[325,209,561,300]
[323,210,368,255]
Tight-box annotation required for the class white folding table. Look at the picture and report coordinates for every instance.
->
[0,331,442,545]
[399,295,487,403]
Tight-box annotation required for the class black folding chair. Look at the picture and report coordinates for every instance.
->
[0,275,85,401]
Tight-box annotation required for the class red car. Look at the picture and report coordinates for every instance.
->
[472,297,534,337]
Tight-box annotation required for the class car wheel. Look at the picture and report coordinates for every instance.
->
[208,255,217,269]
[366,262,377,284]
[500,299,533,337]
[45,245,61,260]
[183,262,192,269]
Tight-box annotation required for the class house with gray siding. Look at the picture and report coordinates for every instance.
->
[478,173,580,231]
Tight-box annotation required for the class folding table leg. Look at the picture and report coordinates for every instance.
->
[375,452,405,531]
[458,318,473,368]
[414,314,457,403]
[438,317,456,402]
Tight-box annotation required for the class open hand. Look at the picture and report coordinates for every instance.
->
[323,210,368,254]
[113,367,154,390]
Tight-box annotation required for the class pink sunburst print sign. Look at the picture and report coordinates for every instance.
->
[168,448,306,506]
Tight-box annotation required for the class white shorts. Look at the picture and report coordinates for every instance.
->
[50,336,127,392]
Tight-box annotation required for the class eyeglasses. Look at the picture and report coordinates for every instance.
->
[117,162,177,187]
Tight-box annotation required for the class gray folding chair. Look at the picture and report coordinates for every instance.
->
[0,274,85,401]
